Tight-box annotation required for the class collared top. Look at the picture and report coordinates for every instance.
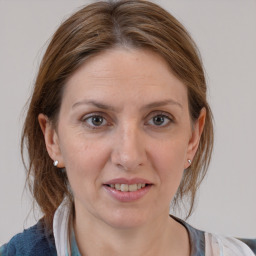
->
[54,198,255,256]
[1,198,255,256]
[67,214,207,256]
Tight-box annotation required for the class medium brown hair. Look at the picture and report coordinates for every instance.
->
[22,0,213,230]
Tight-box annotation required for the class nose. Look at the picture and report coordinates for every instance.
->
[111,124,147,171]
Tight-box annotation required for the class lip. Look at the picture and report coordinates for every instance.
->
[103,177,153,202]
[104,177,152,185]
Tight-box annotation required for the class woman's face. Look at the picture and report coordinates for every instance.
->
[41,48,204,229]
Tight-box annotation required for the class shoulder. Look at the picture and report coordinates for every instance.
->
[205,232,256,256]
[0,220,57,256]
[238,238,256,255]
[171,216,256,256]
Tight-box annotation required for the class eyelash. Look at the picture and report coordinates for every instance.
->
[146,112,173,128]
[81,112,109,130]
[81,111,174,130]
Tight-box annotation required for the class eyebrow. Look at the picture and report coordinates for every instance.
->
[72,100,116,111]
[142,99,183,110]
[72,99,183,111]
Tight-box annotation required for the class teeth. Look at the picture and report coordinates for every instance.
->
[120,184,128,192]
[128,184,137,192]
[115,184,121,190]
[109,183,147,192]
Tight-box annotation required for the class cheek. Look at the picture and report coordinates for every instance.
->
[155,145,187,205]
[60,136,109,192]
[60,128,106,167]
[152,139,188,182]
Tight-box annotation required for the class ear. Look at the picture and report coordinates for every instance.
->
[185,108,206,169]
[38,113,65,168]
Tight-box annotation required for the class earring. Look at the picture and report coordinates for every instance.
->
[53,160,59,167]
[188,159,192,164]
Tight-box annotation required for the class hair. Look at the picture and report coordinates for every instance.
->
[22,0,213,231]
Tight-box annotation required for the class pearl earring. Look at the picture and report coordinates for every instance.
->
[53,160,59,167]
[188,159,192,164]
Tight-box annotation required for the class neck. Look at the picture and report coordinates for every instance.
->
[73,209,190,256]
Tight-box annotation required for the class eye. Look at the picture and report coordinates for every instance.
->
[147,113,173,127]
[83,115,108,128]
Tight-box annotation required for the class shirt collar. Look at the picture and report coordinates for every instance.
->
[53,199,205,256]
[171,215,205,256]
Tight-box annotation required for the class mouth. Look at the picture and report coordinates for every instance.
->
[103,179,152,202]
[104,183,151,192]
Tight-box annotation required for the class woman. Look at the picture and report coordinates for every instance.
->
[0,0,255,255]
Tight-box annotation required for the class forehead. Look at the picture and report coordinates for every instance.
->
[63,48,188,108]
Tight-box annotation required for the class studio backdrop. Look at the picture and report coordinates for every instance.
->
[0,0,255,244]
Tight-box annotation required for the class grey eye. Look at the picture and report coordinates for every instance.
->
[148,114,171,127]
[85,115,107,127]
[153,115,165,126]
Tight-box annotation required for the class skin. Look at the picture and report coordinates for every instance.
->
[39,48,206,256]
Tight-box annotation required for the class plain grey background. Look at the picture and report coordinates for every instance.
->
[0,0,255,244]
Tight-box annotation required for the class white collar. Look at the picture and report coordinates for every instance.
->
[52,198,254,256]
[53,197,72,256]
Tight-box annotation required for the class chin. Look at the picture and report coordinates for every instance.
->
[100,208,151,229]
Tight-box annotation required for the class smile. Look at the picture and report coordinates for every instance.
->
[103,181,152,202]
[106,183,147,192]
